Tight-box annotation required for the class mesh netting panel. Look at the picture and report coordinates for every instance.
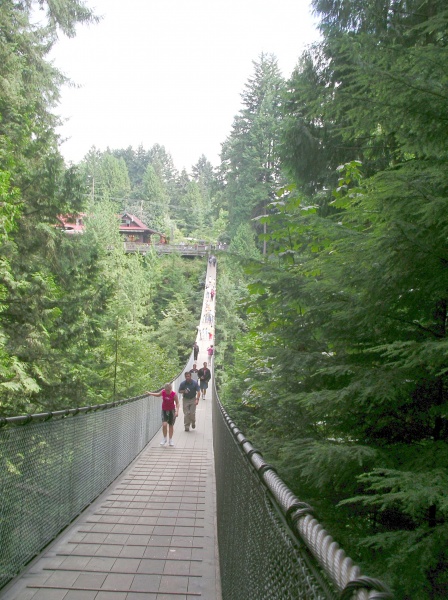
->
[213,400,337,600]
[0,396,160,588]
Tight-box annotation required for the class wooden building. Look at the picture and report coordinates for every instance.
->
[56,212,167,244]
[119,212,166,244]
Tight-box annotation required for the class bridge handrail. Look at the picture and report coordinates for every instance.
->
[0,395,145,428]
[212,385,393,600]
[0,392,166,590]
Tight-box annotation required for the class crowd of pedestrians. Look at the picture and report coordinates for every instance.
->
[147,258,217,447]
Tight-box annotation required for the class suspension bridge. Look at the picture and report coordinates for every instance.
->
[0,262,392,600]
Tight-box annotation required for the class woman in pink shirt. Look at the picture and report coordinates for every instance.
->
[147,383,179,447]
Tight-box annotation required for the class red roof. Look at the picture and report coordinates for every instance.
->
[56,212,163,236]
[56,214,86,234]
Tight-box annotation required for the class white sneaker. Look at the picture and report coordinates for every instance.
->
[160,437,167,445]
[169,439,174,447]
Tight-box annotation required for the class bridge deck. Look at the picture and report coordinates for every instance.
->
[2,267,220,600]
[2,385,220,600]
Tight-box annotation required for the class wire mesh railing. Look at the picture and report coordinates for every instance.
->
[212,383,393,600]
[0,395,160,589]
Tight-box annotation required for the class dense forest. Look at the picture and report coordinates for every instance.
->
[0,1,223,416]
[1,0,447,598]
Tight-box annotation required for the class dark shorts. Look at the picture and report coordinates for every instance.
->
[161,409,176,425]
[200,380,208,390]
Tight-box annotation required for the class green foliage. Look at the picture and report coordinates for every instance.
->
[177,180,205,235]
[218,4,448,596]
[0,0,97,413]
[79,148,131,209]
[213,253,249,395]
[228,223,261,260]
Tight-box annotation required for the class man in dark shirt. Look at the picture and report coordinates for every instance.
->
[193,341,199,361]
[178,371,200,431]
[198,362,211,399]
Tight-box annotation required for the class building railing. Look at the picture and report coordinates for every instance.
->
[123,242,227,256]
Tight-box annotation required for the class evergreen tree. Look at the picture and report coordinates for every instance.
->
[219,2,448,596]
[0,0,97,412]
[192,155,215,211]
[79,146,103,201]
[141,164,170,232]
[80,150,131,208]
[178,180,206,236]
[112,145,150,193]
[147,144,178,185]
[228,223,262,260]
[221,54,287,239]
[98,153,131,208]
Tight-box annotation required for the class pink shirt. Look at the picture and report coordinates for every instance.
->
[161,390,176,411]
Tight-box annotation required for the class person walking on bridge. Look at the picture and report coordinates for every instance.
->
[190,363,199,383]
[147,383,179,447]
[198,362,211,399]
[178,371,200,431]
[207,345,214,363]
[193,341,199,361]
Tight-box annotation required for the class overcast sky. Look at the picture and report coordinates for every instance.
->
[49,0,319,172]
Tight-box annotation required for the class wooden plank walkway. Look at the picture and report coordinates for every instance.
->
[1,266,220,600]
[1,387,220,600]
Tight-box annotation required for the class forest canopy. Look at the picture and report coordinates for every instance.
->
[215,2,448,598]
[0,1,212,415]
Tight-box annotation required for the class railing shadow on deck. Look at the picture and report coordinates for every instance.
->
[0,383,392,599]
